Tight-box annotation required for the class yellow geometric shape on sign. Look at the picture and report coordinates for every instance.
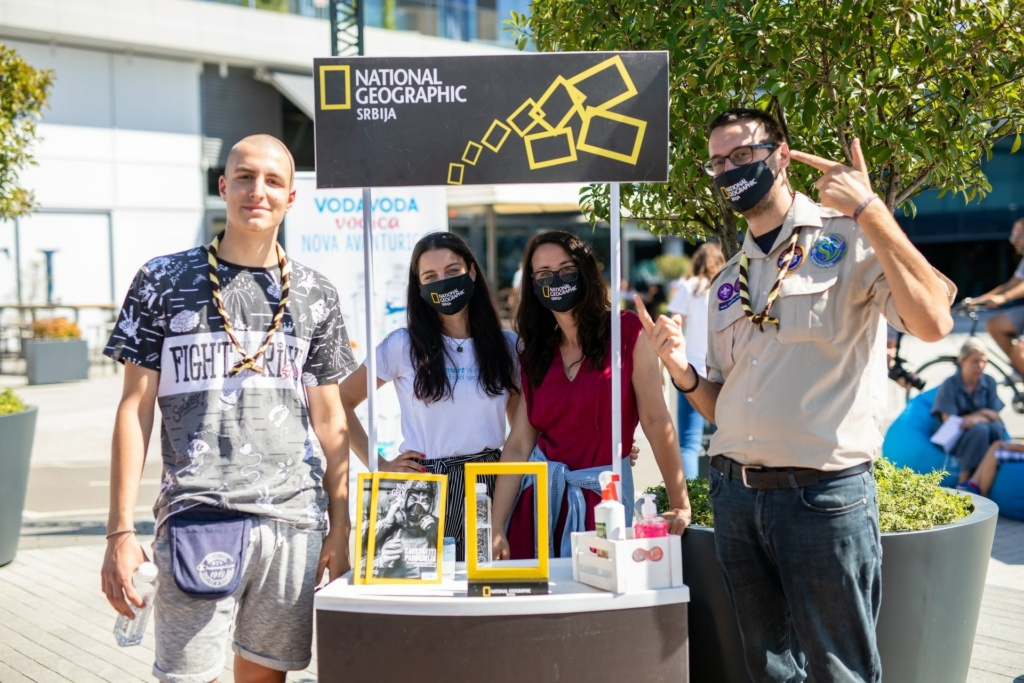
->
[481,120,512,153]
[462,141,483,166]
[566,55,638,112]
[448,163,465,185]
[465,462,549,582]
[507,99,545,137]
[319,65,352,111]
[577,108,647,165]
[532,76,587,132]
[524,129,578,170]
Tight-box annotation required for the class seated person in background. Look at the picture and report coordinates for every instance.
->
[932,339,1005,485]
[959,439,1024,496]
[972,218,1024,377]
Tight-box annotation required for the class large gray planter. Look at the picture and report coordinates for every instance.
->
[682,493,998,683]
[0,406,38,566]
[23,339,89,385]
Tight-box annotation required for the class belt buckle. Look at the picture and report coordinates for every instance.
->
[740,464,762,488]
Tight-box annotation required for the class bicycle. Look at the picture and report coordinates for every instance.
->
[895,300,1024,414]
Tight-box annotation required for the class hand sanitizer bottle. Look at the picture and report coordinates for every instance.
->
[634,494,668,538]
[114,562,159,646]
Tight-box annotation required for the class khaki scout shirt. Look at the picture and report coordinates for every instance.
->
[705,193,955,471]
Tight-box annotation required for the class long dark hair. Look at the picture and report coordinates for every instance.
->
[406,232,518,403]
[516,231,610,390]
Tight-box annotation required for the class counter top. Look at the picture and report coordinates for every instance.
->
[315,557,690,617]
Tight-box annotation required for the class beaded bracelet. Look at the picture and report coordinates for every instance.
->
[851,194,879,221]
[671,363,700,394]
[105,528,137,540]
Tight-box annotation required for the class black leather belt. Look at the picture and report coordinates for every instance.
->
[710,456,872,490]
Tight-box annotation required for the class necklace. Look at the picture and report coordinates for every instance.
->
[448,336,469,353]
[207,232,291,376]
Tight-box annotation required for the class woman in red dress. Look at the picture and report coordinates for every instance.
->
[492,231,691,560]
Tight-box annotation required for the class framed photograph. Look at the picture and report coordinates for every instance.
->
[354,472,447,585]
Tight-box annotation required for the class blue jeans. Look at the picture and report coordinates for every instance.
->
[709,466,882,683]
[677,390,705,479]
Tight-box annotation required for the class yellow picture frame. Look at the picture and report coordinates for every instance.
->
[464,462,549,581]
[354,471,447,585]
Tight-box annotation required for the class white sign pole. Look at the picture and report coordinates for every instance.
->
[362,187,378,472]
[610,182,622,485]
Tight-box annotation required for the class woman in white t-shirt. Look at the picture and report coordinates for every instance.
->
[665,242,725,479]
[340,232,520,560]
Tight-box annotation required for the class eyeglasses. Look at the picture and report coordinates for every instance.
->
[531,266,579,287]
[702,143,777,177]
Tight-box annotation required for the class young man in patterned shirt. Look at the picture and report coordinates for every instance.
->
[101,135,357,683]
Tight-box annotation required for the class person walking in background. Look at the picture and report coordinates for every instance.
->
[101,134,357,683]
[666,242,725,478]
[339,231,520,561]
[636,108,953,682]
[490,230,691,562]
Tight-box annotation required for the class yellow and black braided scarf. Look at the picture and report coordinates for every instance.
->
[207,231,291,376]
[738,228,801,332]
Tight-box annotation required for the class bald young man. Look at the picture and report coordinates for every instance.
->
[102,135,357,683]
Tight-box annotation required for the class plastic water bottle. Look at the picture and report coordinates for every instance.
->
[114,562,158,646]
[474,483,492,566]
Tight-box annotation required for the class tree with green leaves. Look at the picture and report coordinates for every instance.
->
[0,43,52,220]
[508,0,1024,257]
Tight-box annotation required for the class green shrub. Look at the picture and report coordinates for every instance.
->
[0,388,27,416]
[645,458,974,533]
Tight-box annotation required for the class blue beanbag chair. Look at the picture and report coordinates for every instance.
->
[883,387,1024,520]
[882,388,958,487]
[988,461,1024,520]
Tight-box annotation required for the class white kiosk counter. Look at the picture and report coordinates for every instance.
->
[314,558,689,682]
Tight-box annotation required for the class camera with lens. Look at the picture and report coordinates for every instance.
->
[888,358,925,391]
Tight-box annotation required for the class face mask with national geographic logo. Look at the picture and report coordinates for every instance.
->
[533,275,584,312]
[712,149,779,213]
[420,273,474,315]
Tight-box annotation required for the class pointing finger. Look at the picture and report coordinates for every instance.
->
[789,149,842,173]
[850,137,869,175]
[633,294,656,333]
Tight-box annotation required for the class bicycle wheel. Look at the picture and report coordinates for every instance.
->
[905,356,958,402]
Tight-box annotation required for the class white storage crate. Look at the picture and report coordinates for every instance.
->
[570,529,683,594]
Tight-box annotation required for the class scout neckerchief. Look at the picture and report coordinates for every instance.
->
[207,232,291,376]
[738,227,802,332]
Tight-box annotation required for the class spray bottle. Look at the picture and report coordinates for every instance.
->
[594,470,626,541]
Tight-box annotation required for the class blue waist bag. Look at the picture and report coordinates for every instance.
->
[168,505,252,599]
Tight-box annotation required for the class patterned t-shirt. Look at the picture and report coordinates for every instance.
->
[104,247,358,529]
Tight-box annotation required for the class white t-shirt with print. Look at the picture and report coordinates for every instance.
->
[1013,256,1024,280]
[372,328,518,459]
[667,276,710,377]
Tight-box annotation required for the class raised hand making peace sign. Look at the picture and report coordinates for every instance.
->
[789,137,878,219]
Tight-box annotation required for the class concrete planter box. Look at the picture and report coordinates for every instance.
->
[23,339,89,385]
[682,493,998,683]
[0,406,38,566]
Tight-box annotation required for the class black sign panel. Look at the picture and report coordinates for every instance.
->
[314,51,668,188]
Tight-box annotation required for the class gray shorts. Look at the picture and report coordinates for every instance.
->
[151,517,323,683]
[1002,306,1024,337]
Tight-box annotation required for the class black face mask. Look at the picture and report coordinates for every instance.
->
[713,155,778,213]
[420,273,474,315]
[533,275,584,312]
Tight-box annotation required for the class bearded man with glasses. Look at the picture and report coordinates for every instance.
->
[634,108,955,683]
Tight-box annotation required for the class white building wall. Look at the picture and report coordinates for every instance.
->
[2,38,203,342]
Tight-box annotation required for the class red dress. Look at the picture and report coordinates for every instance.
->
[508,311,642,559]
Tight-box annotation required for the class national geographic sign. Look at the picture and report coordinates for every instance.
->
[313,51,669,188]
